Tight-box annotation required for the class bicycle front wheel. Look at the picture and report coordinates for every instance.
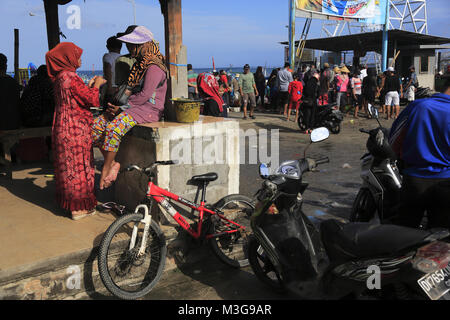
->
[208,194,255,268]
[98,213,167,300]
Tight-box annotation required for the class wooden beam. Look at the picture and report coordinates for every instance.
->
[163,0,183,82]
[43,0,60,50]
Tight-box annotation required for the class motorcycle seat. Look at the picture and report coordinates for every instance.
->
[320,219,432,262]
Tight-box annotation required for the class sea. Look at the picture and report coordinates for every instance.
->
[77,67,275,84]
[7,67,275,85]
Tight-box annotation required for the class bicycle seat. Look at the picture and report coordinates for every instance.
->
[190,172,218,183]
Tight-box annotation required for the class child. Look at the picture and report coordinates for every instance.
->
[351,71,363,118]
[287,74,303,122]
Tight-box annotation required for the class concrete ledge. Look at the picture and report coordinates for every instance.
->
[0,224,211,300]
[115,116,240,213]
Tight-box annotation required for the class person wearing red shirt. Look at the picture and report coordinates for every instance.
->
[287,74,303,122]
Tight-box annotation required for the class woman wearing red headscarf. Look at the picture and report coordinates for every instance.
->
[46,42,106,220]
[197,72,224,117]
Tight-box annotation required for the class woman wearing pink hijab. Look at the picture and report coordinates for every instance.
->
[46,42,106,220]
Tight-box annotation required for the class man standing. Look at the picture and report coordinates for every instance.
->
[239,64,258,119]
[379,67,402,119]
[277,62,294,116]
[389,78,450,229]
[319,63,334,105]
[405,66,418,103]
[103,36,122,95]
[0,53,21,131]
[187,64,198,100]
[302,70,320,134]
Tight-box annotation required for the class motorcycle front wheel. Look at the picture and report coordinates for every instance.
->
[350,188,377,222]
[248,236,287,293]
[329,119,341,134]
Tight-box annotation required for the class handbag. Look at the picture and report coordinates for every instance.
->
[111,84,130,106]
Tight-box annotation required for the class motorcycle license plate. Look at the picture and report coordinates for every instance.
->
[417,263,450,300]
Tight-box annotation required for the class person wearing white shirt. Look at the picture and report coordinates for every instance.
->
[359,64,367,80]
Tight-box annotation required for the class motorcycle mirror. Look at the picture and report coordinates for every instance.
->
[259,163,270,179]
[310,127,330,143]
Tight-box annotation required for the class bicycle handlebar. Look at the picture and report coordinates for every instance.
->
[125,160,179,174]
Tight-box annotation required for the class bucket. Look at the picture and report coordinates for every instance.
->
[171,98,202,123]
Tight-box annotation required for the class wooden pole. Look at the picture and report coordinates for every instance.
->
[163,0,183,84]
[161,0,187,120]
[43,0,60,50]
[14,29,19,82]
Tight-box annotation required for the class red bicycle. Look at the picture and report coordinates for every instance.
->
[98,160,255,300]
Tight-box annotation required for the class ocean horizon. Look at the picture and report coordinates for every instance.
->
[77,66,275,78]
[6,66,277,84]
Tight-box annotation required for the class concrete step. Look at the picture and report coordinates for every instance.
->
[0,223,220,300]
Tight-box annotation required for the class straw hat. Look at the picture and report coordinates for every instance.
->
[333,66,340,73]
[340,66,350,73]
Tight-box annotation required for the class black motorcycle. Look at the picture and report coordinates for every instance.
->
[297,102,343,134]
[248,127,450,300]
[350,106,403,223]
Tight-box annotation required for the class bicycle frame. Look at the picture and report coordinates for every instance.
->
[146,181,247,240]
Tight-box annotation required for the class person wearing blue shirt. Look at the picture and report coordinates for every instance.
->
[389,78,450,229]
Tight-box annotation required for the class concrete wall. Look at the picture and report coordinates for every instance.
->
[414,53,436,90]
[114,116,240,217]
[397,49,436,90]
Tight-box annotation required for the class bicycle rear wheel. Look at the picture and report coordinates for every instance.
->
[98,213,167,300]
[208,194,255,268]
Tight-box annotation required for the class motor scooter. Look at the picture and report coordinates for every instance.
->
[297,102,343,134]
[350,104,403,223]
[248,127,450,300]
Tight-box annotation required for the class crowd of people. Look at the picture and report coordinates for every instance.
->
[186,61,417,134]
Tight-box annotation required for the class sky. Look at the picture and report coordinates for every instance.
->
[0,0,449,72]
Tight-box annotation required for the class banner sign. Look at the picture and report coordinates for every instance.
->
[295,0,387,25]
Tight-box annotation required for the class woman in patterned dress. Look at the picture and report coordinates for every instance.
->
[46,42,106,220]
[92,26,168,190]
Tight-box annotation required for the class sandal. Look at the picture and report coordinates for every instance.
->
[71,209,97,221]
[96,202,126,216]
